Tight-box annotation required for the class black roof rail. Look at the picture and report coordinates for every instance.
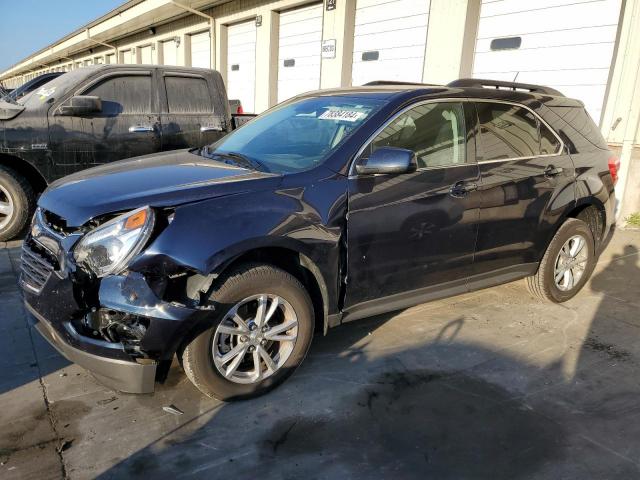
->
[363,80,438,87]
[447,78,564,97]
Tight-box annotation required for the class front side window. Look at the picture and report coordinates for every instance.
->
[165,76,212,114]
[207,96,384,173]
[370,102,466,168]
[475,102,560,161]
[83,75,152,115]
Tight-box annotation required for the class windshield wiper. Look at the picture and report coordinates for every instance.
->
[200,147,270,173]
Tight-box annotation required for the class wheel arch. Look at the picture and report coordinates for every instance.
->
[0,153,48,195]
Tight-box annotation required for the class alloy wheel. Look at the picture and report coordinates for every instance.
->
[0,185,14,231]
[554,234,588,291]
[212,294,299,384]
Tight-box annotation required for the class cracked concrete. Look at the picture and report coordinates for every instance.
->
[1,229,640,479]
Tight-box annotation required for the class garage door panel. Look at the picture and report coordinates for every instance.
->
[228,20,256,113]
[190,31,210,68]
[478,2,621,38]
[277,3,323,103]
[473,0,621,123]
[352,0,430,85]
[475,25,619,53]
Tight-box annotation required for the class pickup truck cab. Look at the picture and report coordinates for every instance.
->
[21,79,617,400]
[0,65,231,240]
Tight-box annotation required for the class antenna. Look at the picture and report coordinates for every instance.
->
[513,72,520,82]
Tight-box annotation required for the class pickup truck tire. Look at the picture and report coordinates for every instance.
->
[526,218,596,303]
[181,264,314,401]
[0,166,35,241]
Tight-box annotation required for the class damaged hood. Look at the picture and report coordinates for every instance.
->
[39,149,281,226]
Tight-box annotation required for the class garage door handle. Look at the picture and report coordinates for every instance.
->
[544,165,564,177]
[200,125,223,132]
[128,125,154,133]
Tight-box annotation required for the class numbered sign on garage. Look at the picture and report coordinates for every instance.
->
[473,0,622,123]
[277,3,323,103]
[190,31,211,68]
[352,0,431,86]
[227,20,257,113]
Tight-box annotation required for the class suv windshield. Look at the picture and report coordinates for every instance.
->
[205,96,385,173]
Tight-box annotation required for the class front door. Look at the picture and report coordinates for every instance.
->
[49,71,160,179]
[344,101,481,318]
[470,100,576,281]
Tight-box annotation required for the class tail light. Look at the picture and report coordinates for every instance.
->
[236,104,244,114]
[608,155,621,186]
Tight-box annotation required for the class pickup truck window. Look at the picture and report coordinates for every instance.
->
[165,76,213,114]
[83,75,152,115]
[207,96,384,173]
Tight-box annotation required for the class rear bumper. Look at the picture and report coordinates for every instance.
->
[27,302,157,394]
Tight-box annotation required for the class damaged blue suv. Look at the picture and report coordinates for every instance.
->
[21,79,618,400]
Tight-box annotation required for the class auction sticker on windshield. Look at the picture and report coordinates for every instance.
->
[318,109,366,122]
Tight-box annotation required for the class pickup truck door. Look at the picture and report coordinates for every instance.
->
[48,70,160,179]
[159,73,226,150]
[343,101,481,319]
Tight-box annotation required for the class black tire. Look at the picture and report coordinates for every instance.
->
[526,218,596,303]
[181,264,314,401]
[0,166,35,241]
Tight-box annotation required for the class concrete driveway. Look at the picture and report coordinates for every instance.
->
[1,229,640,479]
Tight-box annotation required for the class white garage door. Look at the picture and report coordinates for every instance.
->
[352,0,431,86]
[190,31,211,68]
[227,20,257,113]
[162,40,178,66]
[106,53,116,64]
[277,3,323,103]
[473,0,622,123]
[120,49,133,65]
[139,45,153,64]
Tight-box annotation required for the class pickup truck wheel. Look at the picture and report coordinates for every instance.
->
[181,264,314,401]
[526,218,596,303]
[0,166,35,241]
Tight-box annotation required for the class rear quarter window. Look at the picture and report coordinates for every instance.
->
[546,106,609,150]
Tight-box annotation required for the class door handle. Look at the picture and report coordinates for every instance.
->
[200,125,223,132]
[544,165,564,177]
[128,125,154,133]
[450,181,478,198]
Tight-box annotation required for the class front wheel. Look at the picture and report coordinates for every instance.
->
[526,218,596,303]
[0,166,35,241]
[181,264,314,400]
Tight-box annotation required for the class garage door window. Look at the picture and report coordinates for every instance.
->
[83,75,152,115]
[165,76,212,113]
[372,102,466,168]
[475,102,556,161]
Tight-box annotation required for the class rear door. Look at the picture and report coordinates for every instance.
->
[159,72,223,150]
[345,101,480,316]
[471,100,575,280]
[49,70,160,178]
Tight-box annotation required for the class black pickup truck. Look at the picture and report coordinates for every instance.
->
[0,65,232,240]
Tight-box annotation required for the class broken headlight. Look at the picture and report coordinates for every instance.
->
[73,206,155,277]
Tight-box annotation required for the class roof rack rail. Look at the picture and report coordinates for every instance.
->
[363,80,438,87]
[447,78,564,97]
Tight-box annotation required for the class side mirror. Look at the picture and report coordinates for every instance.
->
[356,146,417,175]
[58,95,102,116]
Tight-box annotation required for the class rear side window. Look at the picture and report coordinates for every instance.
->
[165,76,213,114]
[83,75,152,115]
[475,102,542,160]
[372,102,467,168]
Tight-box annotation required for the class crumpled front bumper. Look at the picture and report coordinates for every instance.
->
[24,267,212,394]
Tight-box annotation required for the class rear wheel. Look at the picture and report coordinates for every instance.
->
[181,264,314,400]
[0,166,35,241]
[526,218,596,303]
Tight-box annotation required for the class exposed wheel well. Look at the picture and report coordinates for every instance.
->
[567,203,605,248]
[214,247,327,335]
[0,154,48,195]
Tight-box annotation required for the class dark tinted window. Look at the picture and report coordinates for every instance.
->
[476,103,541,160]
[490,37,522,50]
[165,76,213,114]
[372,102,466,168]
[83,75,152,115]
